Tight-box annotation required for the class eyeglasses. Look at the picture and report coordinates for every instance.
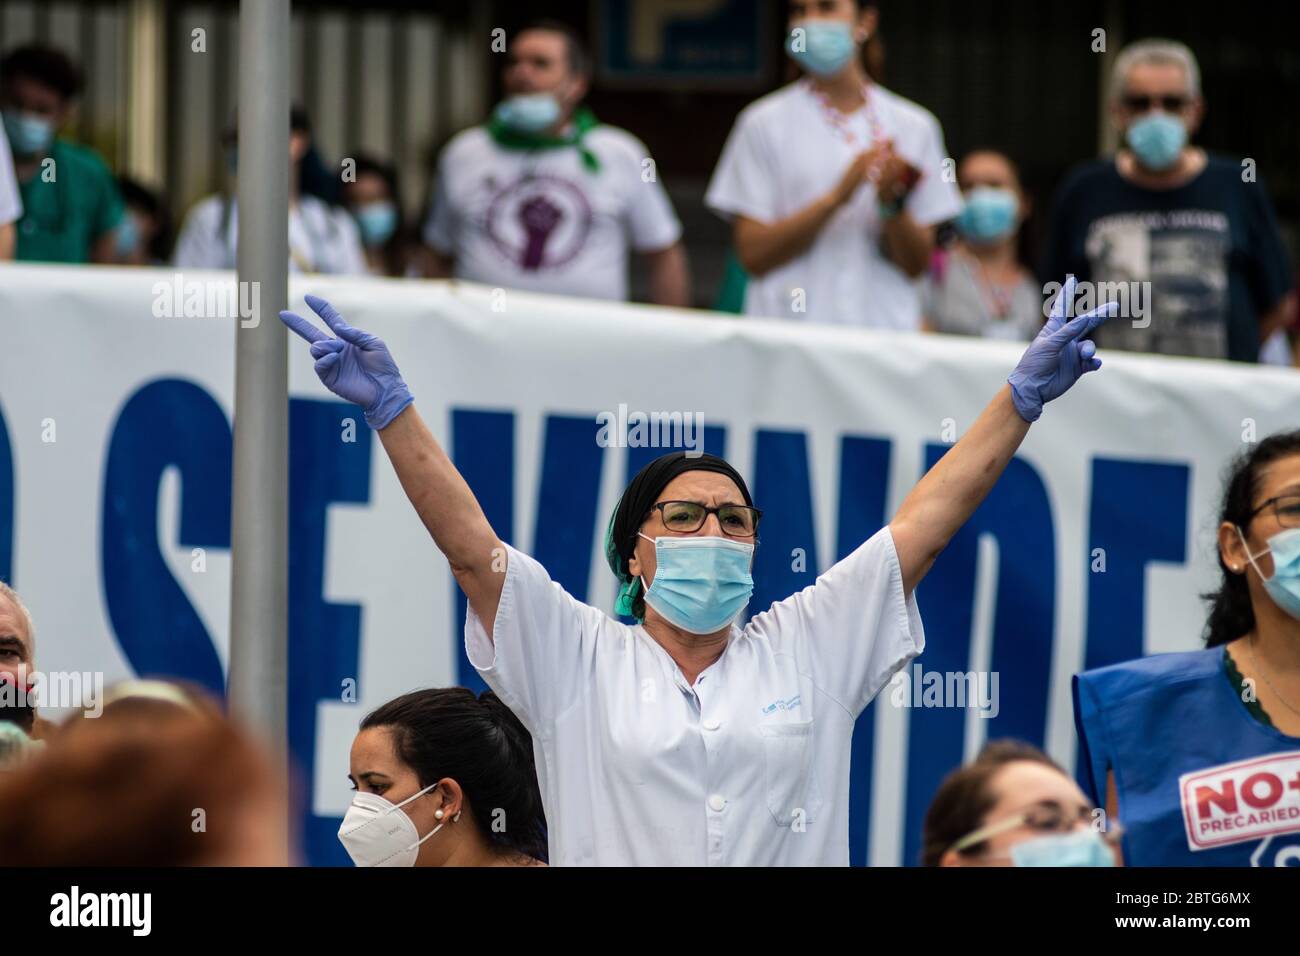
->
[1121,94,1190,113]
[1246,494,1300,529]
[647,500,762,537]
[950,802,1121,854]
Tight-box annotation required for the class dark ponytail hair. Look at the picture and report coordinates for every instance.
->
[361,688,546,861]
[1203,430,1300,647]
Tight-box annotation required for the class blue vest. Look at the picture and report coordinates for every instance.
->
[1074,647,1300,866]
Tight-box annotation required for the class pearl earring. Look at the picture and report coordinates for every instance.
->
[434,809,445,820]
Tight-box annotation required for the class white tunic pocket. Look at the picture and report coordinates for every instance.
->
[758,720,824,826]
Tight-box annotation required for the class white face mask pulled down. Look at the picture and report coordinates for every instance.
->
[337,782,453,867]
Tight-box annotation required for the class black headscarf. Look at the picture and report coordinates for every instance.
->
[604,452,754,619]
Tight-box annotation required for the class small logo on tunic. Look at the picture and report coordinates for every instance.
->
[761,694,801,715]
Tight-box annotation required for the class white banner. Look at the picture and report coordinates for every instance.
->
[1,262,1297,865]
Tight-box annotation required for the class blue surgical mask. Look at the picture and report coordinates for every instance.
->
[787,19,859,78]
[2,109,55,157]
[1011,829,1116,867]
[494,93,561,135]
[638,532,754,634]
[1126,112,1186,171]
[113,214,140,259]
[1237,526,1300,621]
[353,200,399,247]
[956,186,1020,243]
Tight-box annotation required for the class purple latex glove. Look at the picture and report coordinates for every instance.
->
[1008,275,1118,423]
[279,295,413,430]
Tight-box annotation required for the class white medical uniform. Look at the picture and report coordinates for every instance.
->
[0,121,22,228]
[172,193,367,274]
[707,79,962,329]
[466,526,924,866]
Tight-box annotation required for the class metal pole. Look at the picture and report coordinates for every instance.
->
[229,0,289,759]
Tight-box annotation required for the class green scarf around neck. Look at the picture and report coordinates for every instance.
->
[486,104,601,173]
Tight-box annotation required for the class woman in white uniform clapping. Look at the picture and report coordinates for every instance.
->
[280,276,1115,866]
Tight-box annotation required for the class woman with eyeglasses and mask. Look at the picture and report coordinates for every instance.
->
[923,740,1120,867]
[1075,431,1300,866]
[339,688,546,867]
[279,275,1115,865]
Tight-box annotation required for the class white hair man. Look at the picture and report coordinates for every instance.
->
[1042,38,1294,364]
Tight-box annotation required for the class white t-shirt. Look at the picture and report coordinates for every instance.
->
[1258,328,1292,366]
[423,124,682,301]
[0,121,22,228]
[466,526,924,866]
[172,193,367,274]
[706,80,962,330]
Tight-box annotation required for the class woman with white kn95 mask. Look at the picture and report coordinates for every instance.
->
[339,688,546,867]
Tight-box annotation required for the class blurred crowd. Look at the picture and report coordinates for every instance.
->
[3,1,1293,867]
[0,576,1115,868]
[1,4,1296,366]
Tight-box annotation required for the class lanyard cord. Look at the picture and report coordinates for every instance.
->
[805,78,885,152]
[962,252,1017,321]
[1248,635,1300,720]
[298,199,343,272]
[221,195,335,272]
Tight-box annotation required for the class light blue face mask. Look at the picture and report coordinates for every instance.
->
[1011,828,1116,867]
[353,200,399,247]
[638,532,754,634]
[494,92,561,135]
[1237,526,1300,621]
[1126,112,1186,171]
[957,186,1020,243]
[113,214,140,259]
[786,19,858,78]
[2,109,55,157]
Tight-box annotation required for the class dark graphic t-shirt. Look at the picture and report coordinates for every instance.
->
[1041,155,1293,362]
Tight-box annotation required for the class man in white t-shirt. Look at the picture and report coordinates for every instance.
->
[0,111,23,258]
[173,106,365,275]
[422,20,690,306]
[706,0,962,329]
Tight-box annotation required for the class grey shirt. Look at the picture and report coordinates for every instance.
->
[921,252,1042,341]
